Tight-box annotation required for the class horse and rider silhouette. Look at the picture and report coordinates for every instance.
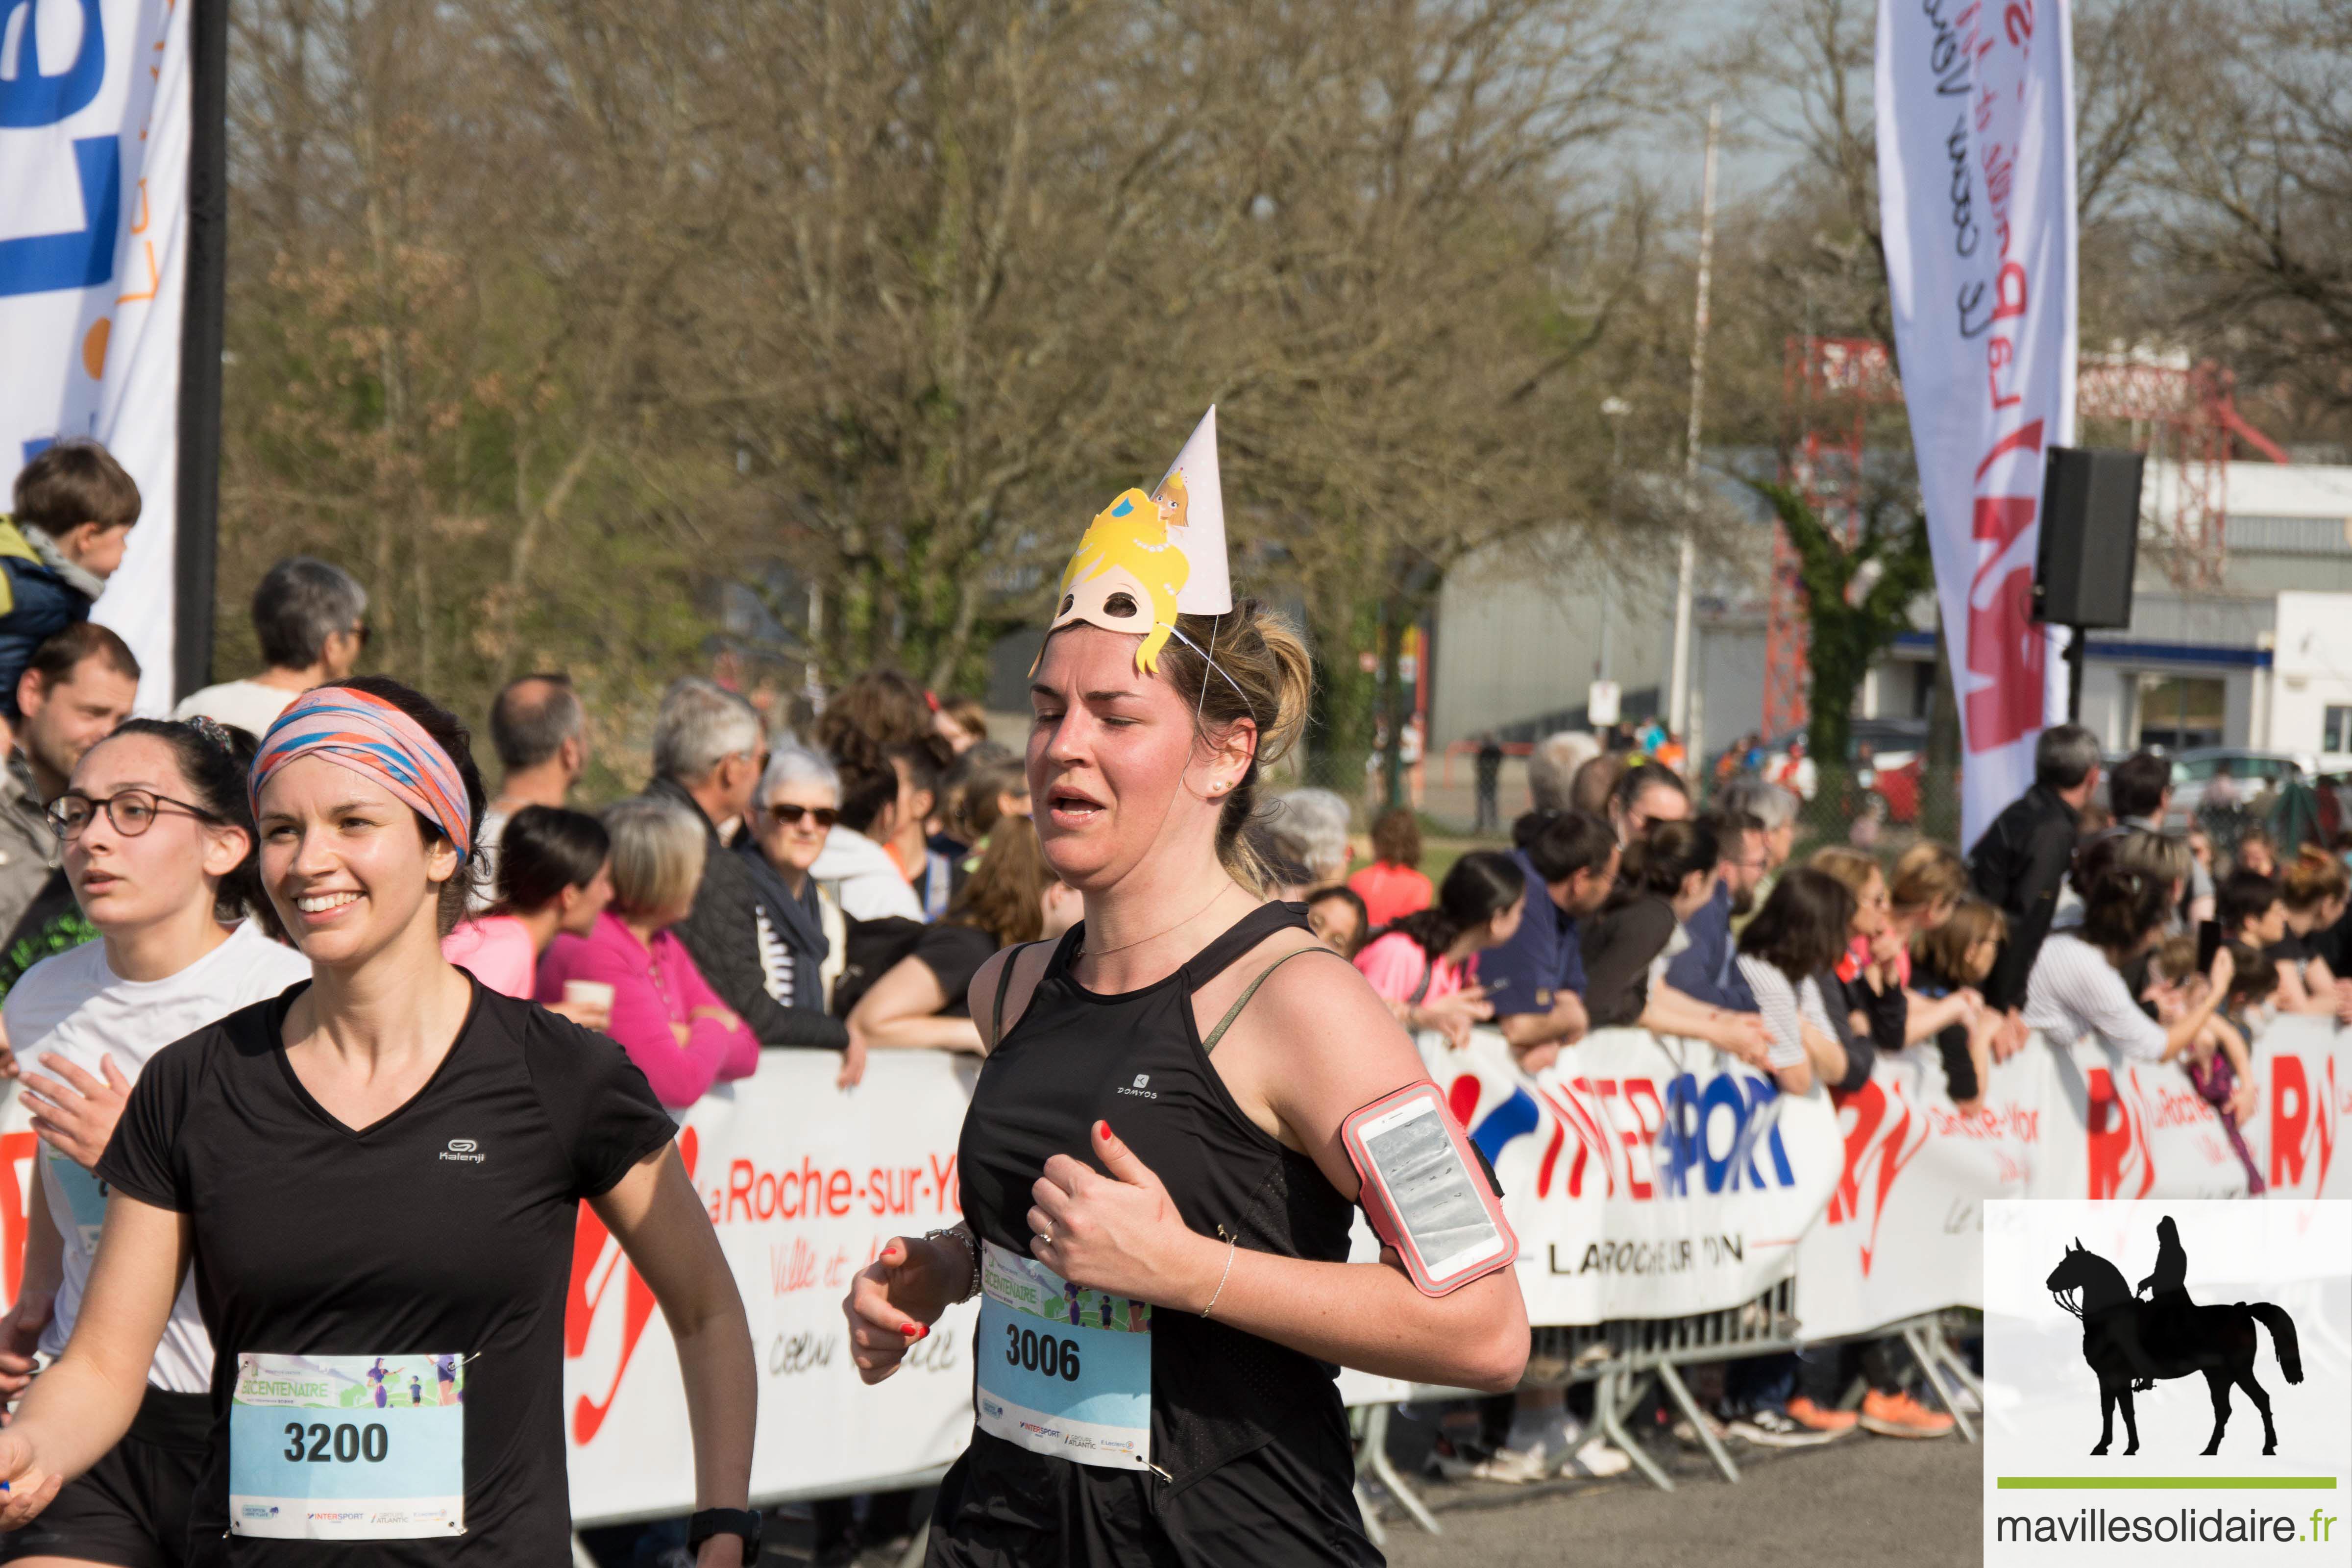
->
[2046,1216,2303,1457]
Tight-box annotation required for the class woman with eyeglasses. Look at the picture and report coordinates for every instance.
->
[0,717,312,1568]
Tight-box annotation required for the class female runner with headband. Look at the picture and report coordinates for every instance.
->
[0,677,759,1567]
[844,579,1530,1566]
[0,717,312,1568]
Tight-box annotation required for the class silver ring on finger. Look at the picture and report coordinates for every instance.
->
[1036,1222,1054,1246]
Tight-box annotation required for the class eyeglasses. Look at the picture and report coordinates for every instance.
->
[762,803,837,829]
[48,788,221,841]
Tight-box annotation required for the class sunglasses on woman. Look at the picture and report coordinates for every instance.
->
[762,803,838,829]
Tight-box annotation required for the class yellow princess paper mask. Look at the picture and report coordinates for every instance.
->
[1045,408,1233,674]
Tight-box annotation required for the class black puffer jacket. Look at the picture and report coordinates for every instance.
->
[648,776,848,1051]
[1968,782,2082,1012]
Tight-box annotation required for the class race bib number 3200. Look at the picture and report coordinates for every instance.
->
[228,1352,466,1539]
[974,1241,1152,1469]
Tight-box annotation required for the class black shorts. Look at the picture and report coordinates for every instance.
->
[0,1386,211,1568]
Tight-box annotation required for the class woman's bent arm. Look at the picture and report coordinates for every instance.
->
[593,1146,755,1549]
[1190,945,1529,1390]
[0,1194,189,1524]
[850,957,984,1054]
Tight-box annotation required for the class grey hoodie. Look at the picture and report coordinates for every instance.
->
[809,826,925,922]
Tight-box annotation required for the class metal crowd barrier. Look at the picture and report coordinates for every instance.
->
[1352,1285,1984,1538]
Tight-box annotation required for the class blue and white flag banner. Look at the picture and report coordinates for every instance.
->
[2,0,194,712]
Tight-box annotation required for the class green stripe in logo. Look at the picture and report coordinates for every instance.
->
[1996,1477,2339,1491]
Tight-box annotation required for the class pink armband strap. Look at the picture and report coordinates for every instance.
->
[1342,1082,1518,1298]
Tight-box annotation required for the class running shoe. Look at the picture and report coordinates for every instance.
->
[1669,1412,1741,1450]
[1424,1437,1547,1485]
[1503,1410,1583,1472]
[1726,1406,1838,1448]
[1859,1389,1957,1439]
[1558,1434,1634,1478]
[1784,1395,1860,1434]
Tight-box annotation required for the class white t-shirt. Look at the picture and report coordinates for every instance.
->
[172,678,301,739]
[466,804,514,913]
[2,920,312,1391]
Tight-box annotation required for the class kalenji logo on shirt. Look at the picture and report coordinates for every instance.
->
[439,1138,486,1165]
[1116,1074,1158,1102]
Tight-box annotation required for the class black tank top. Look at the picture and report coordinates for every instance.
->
[932,902,1379,1568]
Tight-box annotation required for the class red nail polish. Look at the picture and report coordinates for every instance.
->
[902,1323,922,1339]
[1095,1120,1111,1140]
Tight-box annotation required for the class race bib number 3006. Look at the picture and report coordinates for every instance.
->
[975,1242,1152,1469]
[228,1353,466,1539]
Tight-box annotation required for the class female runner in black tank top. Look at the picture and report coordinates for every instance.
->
[844,604,1530,1567]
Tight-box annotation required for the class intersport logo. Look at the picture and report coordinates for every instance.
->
[1450,1067,1801,1203]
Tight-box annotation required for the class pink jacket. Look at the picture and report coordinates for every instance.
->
[538,910,759,1107]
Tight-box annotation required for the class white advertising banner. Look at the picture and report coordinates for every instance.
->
[1796,1032,2252,1342]
[0,1022,2312,1518]
[1428,1028,1844,1326]
[1876,0,2079,848]
[560,1051,980,1520]
[0,0,193,712]
[2241,1012,2352,1199]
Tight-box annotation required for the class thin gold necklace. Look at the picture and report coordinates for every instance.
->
[1079,885,1237,961]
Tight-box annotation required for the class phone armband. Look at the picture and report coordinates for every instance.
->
[1342,1082,1517,1297]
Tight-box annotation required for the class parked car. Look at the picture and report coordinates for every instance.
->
[2162,748,2317,831]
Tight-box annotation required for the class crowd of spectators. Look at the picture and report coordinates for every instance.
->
[5,439,2332,1536]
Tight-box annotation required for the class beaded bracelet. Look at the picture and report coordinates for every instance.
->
[926,1225,982,1303]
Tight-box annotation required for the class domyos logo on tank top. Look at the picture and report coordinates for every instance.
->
[1115,1074,1158,1102]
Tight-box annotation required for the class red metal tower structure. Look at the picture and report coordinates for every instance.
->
[1765,339,2271,735]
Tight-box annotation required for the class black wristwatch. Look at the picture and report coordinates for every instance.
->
[686,1508,761,1558]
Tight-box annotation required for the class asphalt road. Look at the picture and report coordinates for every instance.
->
[737,1420,1984,1566]
[1377,1426,1983,1568]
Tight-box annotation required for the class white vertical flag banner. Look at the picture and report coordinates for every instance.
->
[1,0,195,713]
[1876,0,2079,848]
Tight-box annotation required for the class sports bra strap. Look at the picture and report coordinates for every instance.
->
[1200,944,1352,1055]
[989,941,1043,1047]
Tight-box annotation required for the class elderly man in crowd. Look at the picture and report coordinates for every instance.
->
[1268,786,1354,890]
[174,557,368,736]
[1716,777,1799,930]
[1525,731,1598,817]
[471,672,589,903]
[646,676,847,1053]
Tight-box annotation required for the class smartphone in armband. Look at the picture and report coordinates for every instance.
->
[1342,1083,1517,1297]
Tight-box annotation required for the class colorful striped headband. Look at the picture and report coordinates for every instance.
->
[251,687,474,862]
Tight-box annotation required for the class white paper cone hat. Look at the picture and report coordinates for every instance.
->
[1044,407,1234,673]
[1158,407,1231,616]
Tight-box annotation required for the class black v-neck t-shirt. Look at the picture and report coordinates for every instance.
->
[97,977,678,1565]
